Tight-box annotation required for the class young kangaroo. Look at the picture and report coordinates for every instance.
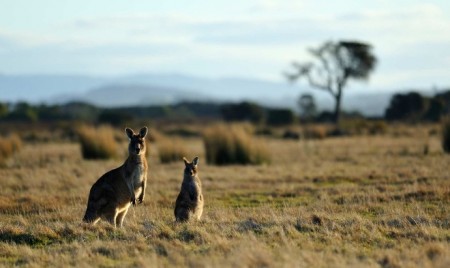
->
[174,156,204,222]
[83,127,148,227]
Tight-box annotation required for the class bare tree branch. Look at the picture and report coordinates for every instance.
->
[305,71,335,96]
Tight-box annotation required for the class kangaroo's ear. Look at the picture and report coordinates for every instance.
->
[139,127,148,138]
[183,157,189,166]
[125,128,134,139]
[192,156,199,167]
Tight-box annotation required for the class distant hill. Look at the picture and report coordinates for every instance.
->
[62,84,212,107]
[0,73,437,116]
[0,74,106,103]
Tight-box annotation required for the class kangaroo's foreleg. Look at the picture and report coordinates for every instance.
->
[138,176,146,204]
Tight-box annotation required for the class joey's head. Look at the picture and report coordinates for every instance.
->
[125,127,148,156]
[183,156,199,177]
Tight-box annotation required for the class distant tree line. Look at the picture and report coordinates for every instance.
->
[0,101,297,126]
[0,101,222,125]
[385,90,450,122]
[220,102,296,126]
[1,89,449,126]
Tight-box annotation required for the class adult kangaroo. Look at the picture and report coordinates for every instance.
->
[83,127,148,227]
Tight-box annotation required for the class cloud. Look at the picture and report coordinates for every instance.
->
[0,1,449,89]
[247,0,306,13]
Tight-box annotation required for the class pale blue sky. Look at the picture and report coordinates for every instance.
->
[1,0,449,91]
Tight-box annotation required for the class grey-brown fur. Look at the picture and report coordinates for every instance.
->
[174,156,203,222]
[83,127,148,227]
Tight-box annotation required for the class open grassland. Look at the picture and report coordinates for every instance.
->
[0,128,449,267]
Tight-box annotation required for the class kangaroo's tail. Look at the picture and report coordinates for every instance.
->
[82,201,98,223]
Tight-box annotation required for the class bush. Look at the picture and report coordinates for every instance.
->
[203,124,270,165]
[221,102,265,124]
[303,125,328,139]
[0,134,22,165]
[442,117,450,154]
[368,120,388,135]
[266,108,296,126]
[282,130,300,140]
[385,92,427,121]
[164,127,201,137]
[157,137,188,163]
[77,125,118,159]
[254,127,274,137]
[338,119,388,136]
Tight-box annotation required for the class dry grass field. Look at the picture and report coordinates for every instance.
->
[0,125,449,267]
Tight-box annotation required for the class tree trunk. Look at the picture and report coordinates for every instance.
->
[333,89,342,126]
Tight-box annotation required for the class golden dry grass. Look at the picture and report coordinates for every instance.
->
[0,125,449,267]
[76,125,119,159]
[156,136,188,164]
[203,124,270,165]
[0,134,22,165]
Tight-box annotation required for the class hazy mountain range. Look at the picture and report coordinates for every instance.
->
[0,73,436,116]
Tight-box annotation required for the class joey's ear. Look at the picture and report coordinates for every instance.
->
[139,126,148,138]
[192,156,199,166]
[125,128,134,139]
[183,157,189,166]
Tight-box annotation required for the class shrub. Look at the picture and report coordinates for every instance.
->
[266,108,296,126]
[282,130,300,140]
[221,102,265,124]
[303,125,328,139]
[164,127,201,137]
[0,134,22,165]
[442,117,450,154]
[157,137,188,163]
[203,124,270,165]
[368,120,388,135]
[77,125,118,159]
[338,119,388,136]
[254,127,274,137]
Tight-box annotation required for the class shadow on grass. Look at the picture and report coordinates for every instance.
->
[0,231,55,247]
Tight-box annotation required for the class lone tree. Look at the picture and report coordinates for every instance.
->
[286,40,377,125]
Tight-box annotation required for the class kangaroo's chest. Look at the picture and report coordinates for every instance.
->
[130,166,144,187]
[125,165,145,193]
[184,179,201,199]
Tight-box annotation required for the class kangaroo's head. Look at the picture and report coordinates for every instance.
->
[125,127,148,156]
[183,156,199,177]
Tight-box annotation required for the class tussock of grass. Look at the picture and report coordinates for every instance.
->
[339,119,388,135]
[76,125,118,159]
[157,136,188,164]
[442,117,450,153]
[203,124,270,165]
[0,134,22,165]
[303,125,329,139]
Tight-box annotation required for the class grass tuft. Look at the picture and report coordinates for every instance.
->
[203,124,270,165]
[0,134,22,165]
[157,136,188,164]
[76,125,118,159]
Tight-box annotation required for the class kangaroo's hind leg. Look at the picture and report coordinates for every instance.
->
[99,202,119,227]
[116,207,130,227]
[83,197,107,224]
